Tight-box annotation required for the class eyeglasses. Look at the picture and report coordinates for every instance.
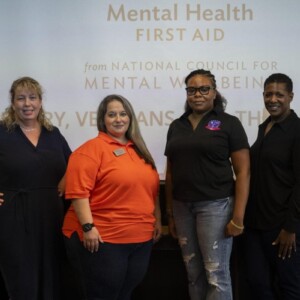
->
[185,86,215,96]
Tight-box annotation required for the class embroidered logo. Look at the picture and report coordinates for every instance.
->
[205,120,221,131]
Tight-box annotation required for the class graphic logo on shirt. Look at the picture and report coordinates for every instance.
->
[205,120,221,131]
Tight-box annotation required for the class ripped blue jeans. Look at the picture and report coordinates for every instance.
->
[173,197,233,300]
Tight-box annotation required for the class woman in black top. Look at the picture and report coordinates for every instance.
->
[0,77,71,300]
[244,73,300,299]
[165,69,250,300]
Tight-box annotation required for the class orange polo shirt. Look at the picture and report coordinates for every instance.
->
[62,132,159,243]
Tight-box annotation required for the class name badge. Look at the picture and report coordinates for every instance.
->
[113,148,126,157]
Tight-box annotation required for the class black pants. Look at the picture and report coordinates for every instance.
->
[243,227,300,300]
[64,232,153,300]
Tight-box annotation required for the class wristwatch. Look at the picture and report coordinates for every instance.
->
[82,223,95,232]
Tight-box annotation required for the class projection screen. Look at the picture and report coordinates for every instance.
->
[1,0,299,179]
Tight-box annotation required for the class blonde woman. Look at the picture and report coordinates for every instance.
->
[0,77,71,299]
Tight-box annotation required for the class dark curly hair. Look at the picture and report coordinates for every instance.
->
[184,69,227,112]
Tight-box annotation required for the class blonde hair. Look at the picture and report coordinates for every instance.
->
[1,76,53,131]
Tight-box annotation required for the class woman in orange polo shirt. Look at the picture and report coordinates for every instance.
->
[63,94,161,300]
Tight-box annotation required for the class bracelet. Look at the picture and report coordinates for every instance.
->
[230,220,244,230]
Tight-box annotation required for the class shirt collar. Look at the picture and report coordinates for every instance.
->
[181,107,222,120]
[97,131,134,146]
[261,110,298,132]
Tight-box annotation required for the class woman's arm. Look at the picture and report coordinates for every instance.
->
[58,174,66,197]
[165,159,177,238]
[0,192,3,206]
[153,196,162,242]
[226,148,250,237]
[71,198,103,252]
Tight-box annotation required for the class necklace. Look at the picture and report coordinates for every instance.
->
[20,126,37,132]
